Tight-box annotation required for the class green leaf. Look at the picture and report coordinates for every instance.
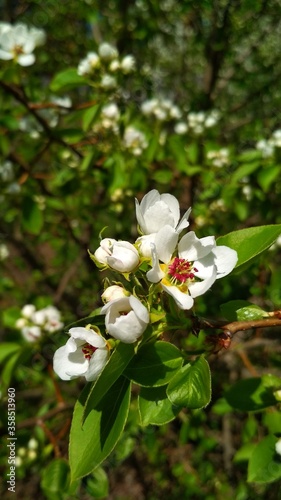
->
[50,68,88,92]
[82,104,101,131]
[41,458,70,498]
[236,305,268,321]
[124,341,183,387]
[1,347,31,390]
[230,162,260,184]
[248,435,281,483]
[217,225,281,269]
[220,300,254,321]
[69,376,131,481]
[138,385,181,426]
[167,356,211,409]
[233,443,256,463]
[0,343,21,365]
[86,467,109,498]
[83,342,135,422]
[225,375,281,411]
[22,197,43,235]
[257,165,280,192]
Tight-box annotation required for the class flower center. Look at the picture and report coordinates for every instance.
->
[168,257,198,284]
[82,343,97,360]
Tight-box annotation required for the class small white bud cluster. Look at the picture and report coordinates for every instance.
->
[174,110,220,135]
[15,304,64,342]
[256,129,281,158]
[141,98,181,122]
[207,148,230,168]
[77,42,135,90]
[123,126,148,156]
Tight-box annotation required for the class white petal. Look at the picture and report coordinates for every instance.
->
[86,348,109,381]
[53,344,88,380]
[106,311,144,343]
[188,267,217,298]
[0,49,13,60]
[146,243,165,283]
[179,232,215,261]
[161,283,194,310]
[212,246,238,278]
[144,201,176,233]
[129,295,150,324]
[69,327,106,348]
[18,54,35,66]
[176,207,192,233]
[160,193,180,226]
[154,225,179,263]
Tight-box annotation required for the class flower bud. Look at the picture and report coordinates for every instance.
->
[101,295,149,343]
[102,285,127,303]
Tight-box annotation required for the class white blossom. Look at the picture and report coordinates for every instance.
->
[53,327,109,381]
[147,231,238,310]
[77,52,100,76]
[101,295,149,343]
[135,189,191,235]
[0,23,45,66]
[100,74,117,89]
[174,122,188,135]
[120,55,135,73]
[102,285,127,303]
[98,42,118,60]
[94,238,140,272]
[123,126,148,155]
[22,325,42,342]
[275,438,281,456]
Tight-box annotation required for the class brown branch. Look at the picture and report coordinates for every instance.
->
[16,403,73,429]
[222,318,281,336]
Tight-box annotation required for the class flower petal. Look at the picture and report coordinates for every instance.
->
[69,327,106,348]
[176,207,192,233]
[154,225,178,263]
[146,243,165,283]
[86,348,109,381]
[129,295,150,324]
[178,232,215,261]
[53,343,88,380]
[188,267,217,298]
[161,283,194,310]
[212,246,238,278]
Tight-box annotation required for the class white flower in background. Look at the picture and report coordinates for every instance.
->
[275,438,281,456]
[21,304,36,318]
[77,51,100,76]
[51,96,72,109]
[53,327,109,381]
[141,97,181,122]
[102,285,127,303]
[120,54,135,73]
[147,231,238,310]
[207,148,230,168]
[109,59,120,72]
[0,22,11,35]
[98,42,119,61]
[0,161,14,182]
[135,189,191,235]
[100,74,117,89]
[0,243,9,260]
[101,295,149,343]
[100,102,120,129]
[271,129,281,148]
[123,126,148,156]
[0,23,45,66]
[174,122,188,135]
[94,238,140,272]
[16,304,63,341]
[256,139,274,158]
[22,325,42,342]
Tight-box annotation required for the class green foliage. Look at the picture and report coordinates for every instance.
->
[1,1,281,498]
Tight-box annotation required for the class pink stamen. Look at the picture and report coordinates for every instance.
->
[168,258,198,283]
[82,343,97,360]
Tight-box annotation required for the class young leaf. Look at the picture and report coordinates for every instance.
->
[225,375,280,411]
[41,458,70,497]
[70,376,131,481]
[124,341,183,387]
[167,356,211,409]
[138,385,181,426]
[50,68,87,92]
[248,435,281,483]
[83,342,135,422]
[217,224,281,269]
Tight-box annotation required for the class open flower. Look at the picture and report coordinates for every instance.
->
[147,231,238,310]
[135,189,191,235]
[94,238,140,272]
[0,23,45,66]
[53,327,109,381]
[101,295,149,343]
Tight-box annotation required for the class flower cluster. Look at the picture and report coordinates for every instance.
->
[77,42,135,88]
[53,190,237,382]
[174,110,220,136]
[16,304,63,342]
[141,98,181,122]
[206,148,230,168]
[0,22,45,66]
[256,129,281,158]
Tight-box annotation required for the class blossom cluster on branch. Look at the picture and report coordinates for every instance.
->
[53,190,237,382]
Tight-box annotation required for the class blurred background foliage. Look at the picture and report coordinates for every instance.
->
[1,0,281,498]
